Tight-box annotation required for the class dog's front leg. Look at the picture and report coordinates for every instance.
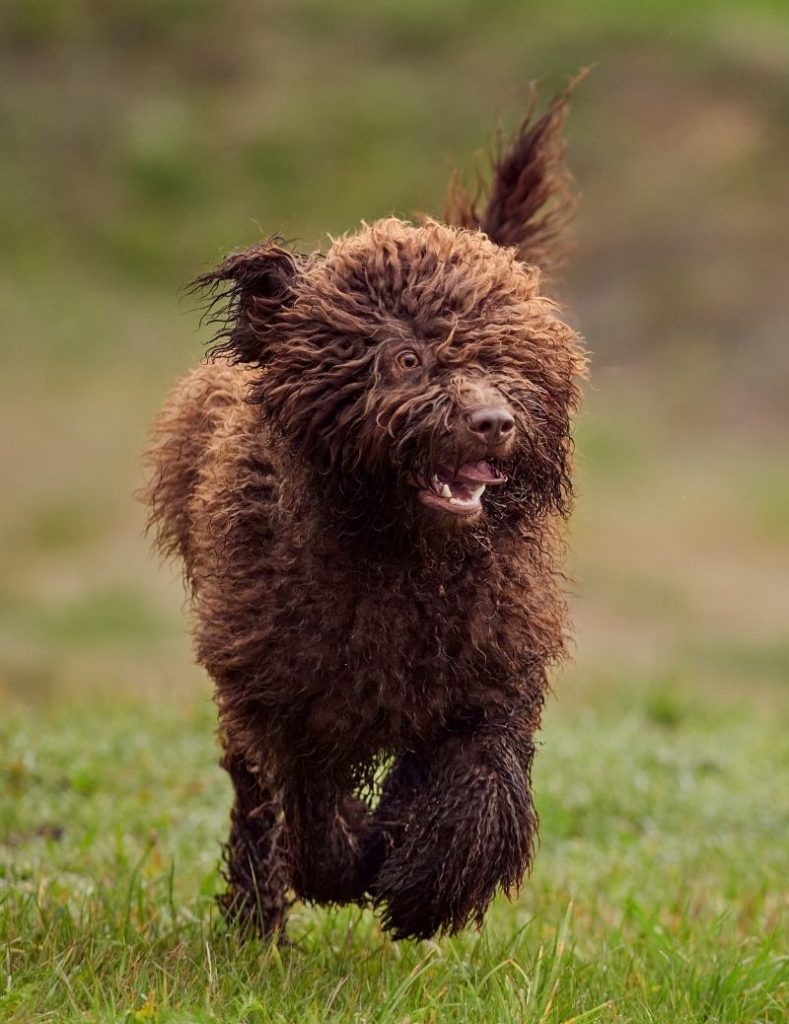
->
[372,705,539,940]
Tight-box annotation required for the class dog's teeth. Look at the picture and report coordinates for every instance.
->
[447,484,486,509]
[440,483,452,498]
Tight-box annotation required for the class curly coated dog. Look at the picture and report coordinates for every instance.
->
[143,86,586,941]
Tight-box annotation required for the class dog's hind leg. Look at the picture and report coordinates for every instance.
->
[285,771,378,908]
[363,750,431,885]
[220,749,291,940]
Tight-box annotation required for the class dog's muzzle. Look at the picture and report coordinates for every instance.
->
[411,461,507,516]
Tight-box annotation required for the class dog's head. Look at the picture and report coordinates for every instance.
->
[197,87,586,537]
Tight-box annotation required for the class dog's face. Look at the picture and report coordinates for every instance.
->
[203,219,584,533]
[196,86,586,537]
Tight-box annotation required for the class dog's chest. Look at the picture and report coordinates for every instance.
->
[268,547,520,749]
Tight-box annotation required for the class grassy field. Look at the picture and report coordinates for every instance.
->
[2,669,787,1022]
[2,379,787,1022]
[2,1,789,1021]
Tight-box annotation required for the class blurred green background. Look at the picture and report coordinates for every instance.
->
[1,4,788,1019]
[1,0,787,710]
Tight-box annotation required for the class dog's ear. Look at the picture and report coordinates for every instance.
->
[445,75,585,276]
[192,242,300,364]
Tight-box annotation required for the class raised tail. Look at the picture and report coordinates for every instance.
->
[444,72,587,276]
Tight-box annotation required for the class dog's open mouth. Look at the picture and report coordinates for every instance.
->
[413,461,507,516]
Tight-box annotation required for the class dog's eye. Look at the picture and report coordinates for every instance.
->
[396,350,421,370]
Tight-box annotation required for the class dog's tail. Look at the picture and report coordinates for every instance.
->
[444,71,587,277]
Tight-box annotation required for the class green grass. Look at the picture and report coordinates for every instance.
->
[2,688,786,1023]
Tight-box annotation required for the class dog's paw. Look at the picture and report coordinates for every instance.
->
[371,836,488,940]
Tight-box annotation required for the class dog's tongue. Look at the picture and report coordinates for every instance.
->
[452,461,507,485]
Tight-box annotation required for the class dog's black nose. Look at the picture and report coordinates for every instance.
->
[466,406,515,446]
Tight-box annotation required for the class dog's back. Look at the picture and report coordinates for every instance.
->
[143,360,257,581]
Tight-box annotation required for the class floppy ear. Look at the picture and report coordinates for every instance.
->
[445,75,585,275]
[192,241,300,364]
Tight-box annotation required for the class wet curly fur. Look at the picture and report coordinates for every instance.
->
[143,85,586,941]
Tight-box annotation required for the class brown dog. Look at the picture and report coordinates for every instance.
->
[143,87,586,940]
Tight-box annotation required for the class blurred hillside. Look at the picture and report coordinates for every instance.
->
[0,0,788,705]
[3,0,789,394]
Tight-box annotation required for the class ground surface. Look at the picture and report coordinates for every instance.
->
[1,667,787,1022]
